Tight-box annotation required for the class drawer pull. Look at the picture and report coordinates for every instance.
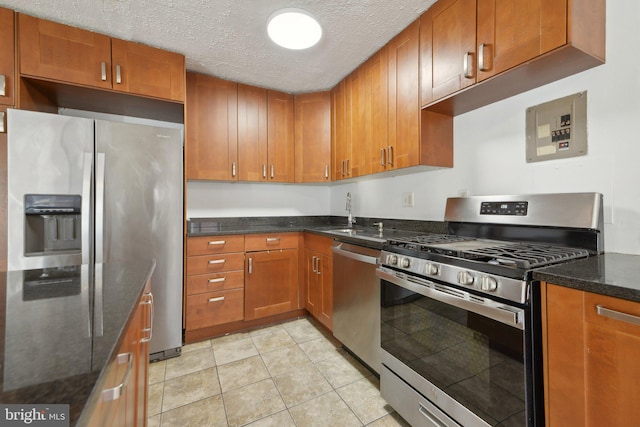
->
[208,259,225,265]
[116,64,122,84]
[208,240,226,245]
[596,305,640,326]
[102,352,132,402]
[208,296,225,303]
[140,292,154,343]
[208,277,226,283]
[0,74,6,96]
[266,237,280,243]
[100,63,107,82]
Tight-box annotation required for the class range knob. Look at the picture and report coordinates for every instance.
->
[399,257,411,268]
[479,276,498,291]
[457,271,474,286]
[424,263,439,276]
[386,254,398,265]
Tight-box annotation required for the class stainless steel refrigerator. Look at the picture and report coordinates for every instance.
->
[6,108,183,360]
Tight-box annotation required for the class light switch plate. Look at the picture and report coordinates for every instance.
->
[402,192,414,207]
[526,92,587,163]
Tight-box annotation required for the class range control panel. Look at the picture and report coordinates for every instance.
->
[480,201,528,216]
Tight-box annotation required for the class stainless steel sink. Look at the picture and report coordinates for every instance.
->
[324,228,386,242]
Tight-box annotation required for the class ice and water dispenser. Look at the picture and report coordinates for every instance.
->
[24,194,82,256]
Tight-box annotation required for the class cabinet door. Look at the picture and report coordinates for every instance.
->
[476,0,566,81]
[365,48,389,174]
[346,68,367,177]
[111,38,185,102]
[294,91,331,182]
[331,81,347,180]
[237,84,268,181]
[387,20,420,170]
[304,249,320,316]
[267,90,295,182]
[316,253,333,330]
[245,249,298,320]
[18,14,112,90]
[186,73,238,181]
[0,8,15,107]
[429,0,477,101]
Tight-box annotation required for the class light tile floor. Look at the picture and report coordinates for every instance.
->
[147,317,411,427]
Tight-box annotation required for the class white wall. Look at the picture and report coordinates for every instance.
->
[189,1,640,254]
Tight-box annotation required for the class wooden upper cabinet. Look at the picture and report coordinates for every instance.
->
[186,72,238,181]
[476,0,567,82]
[18,14,112,90]
[388,19,420,169]
[237,84,268,181]
[331,80,347,181]
[111,38,185,102]
[0,8,15,107]
[346,67,367,178]
[267,90,295,182]
[428,0,477,103]
[365,47,389,174]
[294,91,331,183]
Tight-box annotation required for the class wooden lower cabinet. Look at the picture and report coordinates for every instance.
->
[303,233,333,330]
[245,248,299,321]
[88,283,151,427]
[542,283,640,426]
[186,289,244,330]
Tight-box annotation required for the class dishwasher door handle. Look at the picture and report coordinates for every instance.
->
[332,243,379,265]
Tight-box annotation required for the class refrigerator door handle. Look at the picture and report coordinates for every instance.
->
[95,152,106,263]
[81,153,93,264]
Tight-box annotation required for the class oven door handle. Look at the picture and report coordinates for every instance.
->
[377,268,524,330]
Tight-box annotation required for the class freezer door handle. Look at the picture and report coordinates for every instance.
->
[81,153,93,264]
[95,152,106,263]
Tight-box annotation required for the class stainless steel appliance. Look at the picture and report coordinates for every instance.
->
[7,109,183,361]
[332,241,381,373]
[376,193,603,427]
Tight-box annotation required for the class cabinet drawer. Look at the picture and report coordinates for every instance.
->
[584,292,640,335]
[187,235,245,256]
[186,271,244,295]
[186,253,244,275]
[186,289,244,330]
[245,232,298,252]
[304,232,333,255]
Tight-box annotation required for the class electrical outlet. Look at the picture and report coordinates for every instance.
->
[402,192,414,207]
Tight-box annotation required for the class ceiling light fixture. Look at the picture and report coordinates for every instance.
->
[267,9,322,50]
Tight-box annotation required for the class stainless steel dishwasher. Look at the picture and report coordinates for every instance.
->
[332,241,381,374]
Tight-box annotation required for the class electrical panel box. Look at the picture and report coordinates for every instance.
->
[526,92,587,163]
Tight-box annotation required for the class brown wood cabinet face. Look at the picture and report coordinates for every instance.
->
[543,283,640,426]
[18,14,112,90]
[347,68,367,177]
[186,253,245,275]
[331,81,347,180]
[186,289,244,330]
[187,234,245,256]
[387,20,420,169]
[185,73,238,181]
[365,48,389,174]
[111,38,185,102]
[237,84,268,181]
[303,233,333,330]
[429,0,477,102]
[0,8,15,107]
[186,271,244,295]
[244,232,298,252]
[294,91,331,182]
[244,249,299,321]
[267,90,295,182]
[476,0,567,82]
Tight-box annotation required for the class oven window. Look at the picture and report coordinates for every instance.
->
[381,280,526,426]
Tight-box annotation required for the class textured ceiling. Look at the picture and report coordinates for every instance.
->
[0,0,436,93]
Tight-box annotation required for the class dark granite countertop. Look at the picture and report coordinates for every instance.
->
[533,253,640,303]
[0,260,155,426]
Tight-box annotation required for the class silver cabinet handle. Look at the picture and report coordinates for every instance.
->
[418,403,447,427]
[208,259,225,265]
[208,277,226,283]
[325,164,329,179]
[463,52,474,79]
[0,74,6,96]
[248,257,253,274]
[596,305,640,326]
[0,111,5,133]
[315,257,321,275]
[208,296,225,303]
[100,62,107,81]
[262,164,267,178]
[116,64,122,84]
[208,240,226,246]
[102,352,132,402]
[387,145,393,166]
[478,43,491,72]
[311,256,317,273]
[140,292,154,343]
[341,160,345,176]
[380,148,386,166]
[346,159,350,175]
[270,164,275,179]
[266,237,280,243]
[232,162,236,177]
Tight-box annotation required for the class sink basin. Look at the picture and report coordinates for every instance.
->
[324,228,386,242]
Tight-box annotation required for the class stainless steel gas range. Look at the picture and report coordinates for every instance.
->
[376,193,603,427]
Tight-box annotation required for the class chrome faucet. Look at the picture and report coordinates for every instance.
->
[346,192,356,228]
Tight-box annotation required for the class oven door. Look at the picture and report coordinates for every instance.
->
[377,266,531,427]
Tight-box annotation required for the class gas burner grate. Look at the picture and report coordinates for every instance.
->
[388,234,474,245]
[461,243,590,269]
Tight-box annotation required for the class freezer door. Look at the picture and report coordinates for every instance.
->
[95,120,183,357]
[7,109,94,271]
